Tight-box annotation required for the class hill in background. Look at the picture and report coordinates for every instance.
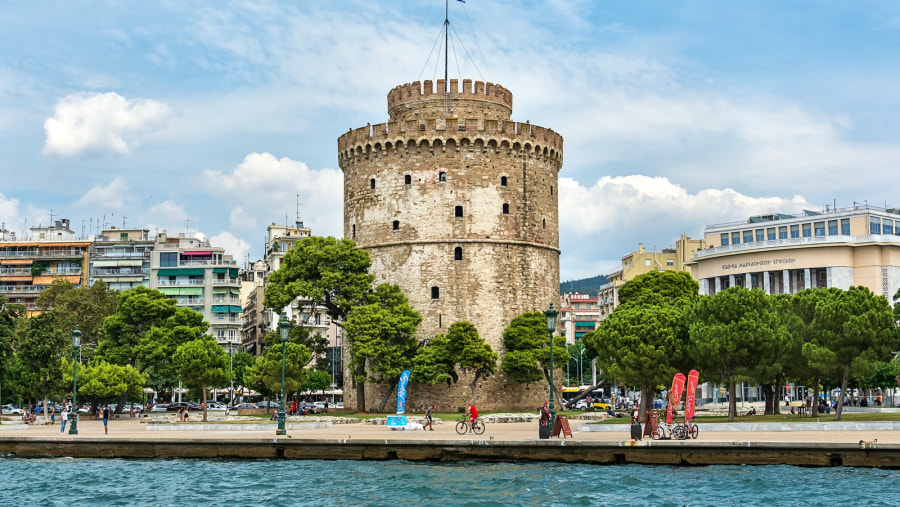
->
[560,274,608,295]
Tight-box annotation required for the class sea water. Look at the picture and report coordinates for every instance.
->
[1,458,897,506]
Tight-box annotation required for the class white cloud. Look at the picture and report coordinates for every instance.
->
[558,175,809,280]
[202,152,344,239]
[210,231,250,264]
[73,177,129,210]
[43,92,171,157]
[140,200,192,236]
[0,193,51,241]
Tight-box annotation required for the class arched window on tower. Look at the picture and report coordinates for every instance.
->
[352,224,356,239]
[431,286,440,299]
[543,218,546,229]
[439,172,447,182]
[502,203,509,215]
[393,220,399,231]
[405,175,411,185]
[370,178,376,189]
[454,247,462,260]
[501,176,507,186]
[550,185,554,195]
[455,206,463,218]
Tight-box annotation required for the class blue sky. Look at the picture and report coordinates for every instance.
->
[1,0,899,280]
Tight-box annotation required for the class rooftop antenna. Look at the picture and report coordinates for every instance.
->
[296,194,304,228]
[185,218,193,236]
[122,216,127,228]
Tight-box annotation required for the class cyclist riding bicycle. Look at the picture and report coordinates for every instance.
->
[464,404,478,432]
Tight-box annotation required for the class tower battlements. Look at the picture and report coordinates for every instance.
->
[387,79,513,120]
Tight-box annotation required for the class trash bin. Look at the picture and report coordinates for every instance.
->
[539,424,551,439]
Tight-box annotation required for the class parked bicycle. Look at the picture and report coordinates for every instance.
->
[455,417,486,435]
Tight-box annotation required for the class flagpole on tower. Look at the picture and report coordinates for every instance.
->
[444,0,449,93]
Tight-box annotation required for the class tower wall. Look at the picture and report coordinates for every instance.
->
[338,80,563,412]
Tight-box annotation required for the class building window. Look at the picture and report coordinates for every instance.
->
[454,247,462,260]
[743,230,753,243]
[766,228,776,240]
[870,217,882,234]
[160,252,177,267]
[431,286,439,299]
[405,175,411,185]
[720,233,729,246]
[731,232,741,245]
[418,124,425,131]
[802,223,811,238]
[455,206,463,218]
[120,233,128,241]
[458,122,466,131]
[778,226,788,239]
[790,225,799,239]
[814,221,825,236]
[370,178,376,189]
[542,218,546,229]
[883,219,894,235]
[755,229,764,242]
[501,176,507,186]
[645,259,651,267]
[550,186,553,196]
[352,224,356,239]
[439,172,447,182]
[392,220,399,231]
[827,220,838,235]
[666,259,674,267]
[502,203,509,215]
[841,218,850,235]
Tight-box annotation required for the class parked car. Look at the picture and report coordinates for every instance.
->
[652,399,668,410]
[230,403,259,410]
[1,404,24,415]
[333,402,344,409]
[257,400,279,409]
[204,402,226,411]
[166,402,192,412]
[592,398,612,410]
[572,399,589,410]
[150,404,170,412]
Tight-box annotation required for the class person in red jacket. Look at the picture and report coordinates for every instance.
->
[464,404,478,432]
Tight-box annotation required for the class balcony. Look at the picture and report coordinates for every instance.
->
[693,233,900,259]
[178,260,238,266]
[176,299,204,306]
[212,278,239,286]
[156,279,205,286]
[0,285,46,293]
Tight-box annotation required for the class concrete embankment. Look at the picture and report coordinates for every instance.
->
[1,436,898,468]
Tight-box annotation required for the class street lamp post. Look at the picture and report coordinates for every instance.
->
[579,347,584,386]
[69,326,81,435]
[277,316,289,435]
[229,343,235,406]
[544,303,559,429]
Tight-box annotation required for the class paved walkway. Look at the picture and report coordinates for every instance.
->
[4,415,898,445]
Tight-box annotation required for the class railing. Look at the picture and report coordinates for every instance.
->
[0,286,46,293]
[0,268,32,276]
[693,233,900,259]
[0,249,86,258]
[155,279,205,286]
[91,251,151,258]
[176,299,204,306]
[90,268,148,276]
[212,279,239,286]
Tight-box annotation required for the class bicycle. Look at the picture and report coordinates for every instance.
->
[455,417,485,435]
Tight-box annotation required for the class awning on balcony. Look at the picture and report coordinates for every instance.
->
[158,287,203,296]
[182,251,212,255]
[93,259,143,267]
[211,305,242,313]
[157,268,204,276]
[0,259,32,265]
[212,267,239,277]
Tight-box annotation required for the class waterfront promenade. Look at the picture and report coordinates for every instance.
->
[3,414,900,467]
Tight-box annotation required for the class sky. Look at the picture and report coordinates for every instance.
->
[1,0,899,281]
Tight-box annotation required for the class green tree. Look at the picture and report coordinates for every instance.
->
[344,283,421,412]
[36,279,118,362]
[618,270,699,306]
[688,287,783,421]
[411,322,497,404]
[18,312,70,416]
[97,286,178,367]
[173,337,231,422]
[303,369,332,397]
[72,360,148,409]
[501,312,570,403]
[0,297,26,408]
[243,342,312,412]
[811,286,899,420]
[230,351,255,404]
[263,236,375,410]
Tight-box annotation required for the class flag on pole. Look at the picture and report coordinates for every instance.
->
[458,0,466,3]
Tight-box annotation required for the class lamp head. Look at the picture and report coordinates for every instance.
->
[278,315,290,343]
[71,326,82,348]
[544,303,559,334]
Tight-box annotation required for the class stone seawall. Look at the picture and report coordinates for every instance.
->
[2,437,898,468]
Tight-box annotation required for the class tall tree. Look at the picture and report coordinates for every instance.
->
[0,297,26,408]
[263,236,375,410]
[617,270,699,306]
[173,336,231,422]
[344,283,421,412]
[411,322,497,404]
[811,286,899,420]
[36,279,118,362]
[243,342,311,412]
[688,287,783,421]
[18,312,70,416]
[73,360,148,411]
[501,312,570,404]
[97,286,178,367]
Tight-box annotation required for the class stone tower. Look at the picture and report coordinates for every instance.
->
[338,78,563,411]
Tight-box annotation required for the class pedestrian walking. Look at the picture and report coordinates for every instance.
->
[60,407,68,433]
[49,404,56,425]
[424,404,434,431]
[102,405,111,434]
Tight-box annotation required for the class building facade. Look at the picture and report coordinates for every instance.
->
[598,234,705,322]
[0,219,90,314]
[149,232,242,349]
[338,78,563,411]
[89,227,153,291]
[688,206,900,302]
[559,292,599,344]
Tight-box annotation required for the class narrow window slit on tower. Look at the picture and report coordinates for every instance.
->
[431,286,440,299]
[393,220,399,230]
[455,206,463,218]
[370,178,376,189]
[454,247,462,260]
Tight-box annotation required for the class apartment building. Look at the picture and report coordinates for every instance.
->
[150,232,242,349]
[89,227,153,291]
[558,292,599,344]
[0,219,89,314]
